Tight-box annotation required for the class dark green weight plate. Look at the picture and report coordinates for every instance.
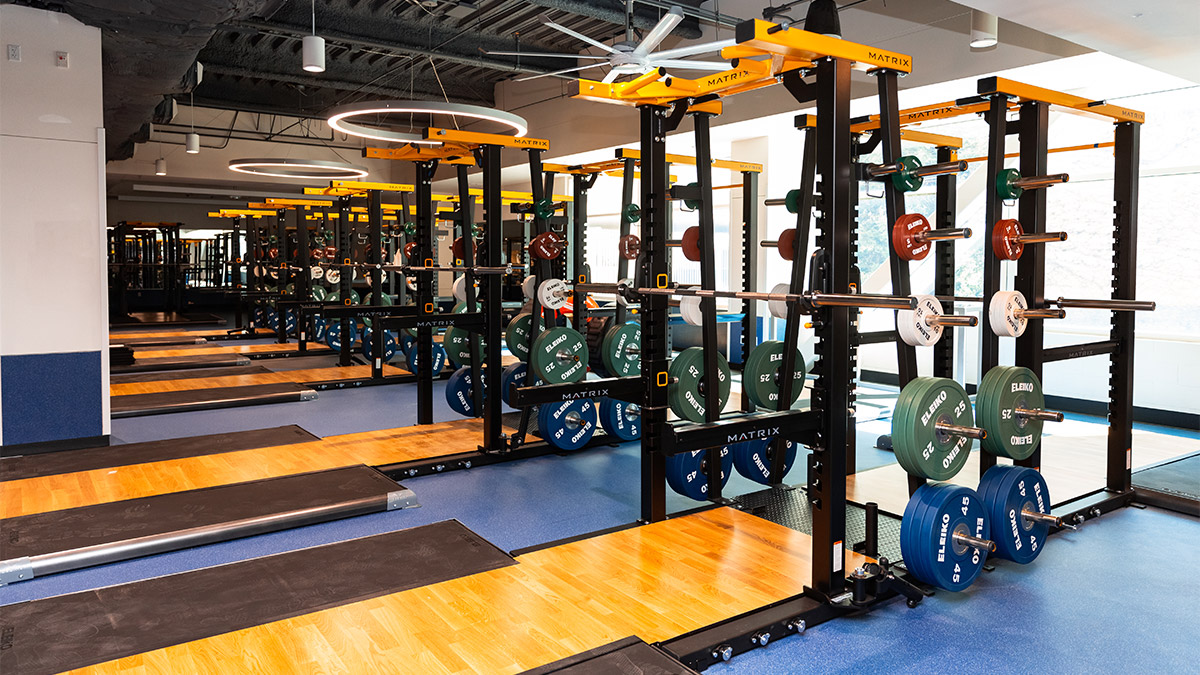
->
[623,203,641,224]
[311,286,327,302]
[668,347,731,423]
[978,366,1045,460]
[443,326,484,366]
[783,189,802,214]
[743,340,806,410]
[892,377,975,481]
[530,326,588,384]
[891,155,924,193]
[452,301,482,314]
[361,292,394,327]
[601,322,640,376]
[505,313,533,362]
[996,168,1023,199]
[682,182,702,210]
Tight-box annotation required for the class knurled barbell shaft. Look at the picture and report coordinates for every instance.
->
[1012,173,1069,189]
[865,161,904,177]
[953,531,996,553]
[925,314,977,328]
[1016,408,1064,422]
[912,160,968,178]
[917,227,972,243]
[1014,231,1068,244]
[1015,308,1067,320]
[383,264,512,274]
[935,421,987,440]
[1052,297,1156,311]
[633,286,917,310]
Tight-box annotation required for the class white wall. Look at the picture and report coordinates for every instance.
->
[0,4,108,445]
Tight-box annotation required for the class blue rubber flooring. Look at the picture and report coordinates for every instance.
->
[4,378,1197,673]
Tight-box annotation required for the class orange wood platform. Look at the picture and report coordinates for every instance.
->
[109,365,409,396]
[1,419,500,518]
[848,427,1195,516]
[132,342,329,358]
[72,507,868,675]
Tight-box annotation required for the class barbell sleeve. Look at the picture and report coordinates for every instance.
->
[953,531,996,553]
[808,292,917,310]
[1014,231,1068,244]
[1052,297,1156,311]
[1016,408,1064,423]
[912,160,968,178]
[935,421,987,440]
[1012,173,1069,189]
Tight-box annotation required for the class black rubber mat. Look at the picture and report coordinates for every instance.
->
[111,311,225,326]
[112,336,209,347]
[1133,452,1200,498]
[111,353,251,373]
[0,425,317,482]
[111,365,272,384]
[1,465,398,560]
[111,382,314,417]
[0,520,514,675]
[733,485,904,565]
[523,637,699,675]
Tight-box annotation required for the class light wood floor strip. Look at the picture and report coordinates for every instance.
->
[133,343,329,358]
[109,365,409,396]
[1,419,494,518]
[848,429,1197,515]
[75,508,868,675]
[112,329,274,340]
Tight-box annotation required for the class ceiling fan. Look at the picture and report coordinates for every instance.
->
[485,2,734,83]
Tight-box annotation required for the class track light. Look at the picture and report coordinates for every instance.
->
[185,133,200,153]
[805,0,841,39]
[155,158,167,175]
[303,0,325,72]
[970,11,998,49]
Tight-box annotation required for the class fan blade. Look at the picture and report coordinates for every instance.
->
[483,50,611,60]
[650,38,736,61]
[601,69,622,83]
[652,59,731,71]
[633,7,684,57]
[516,62,606,82]
[538,13,618,54]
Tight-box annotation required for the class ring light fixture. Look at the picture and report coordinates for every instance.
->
[227,158,369,180]
[324,100,529,145]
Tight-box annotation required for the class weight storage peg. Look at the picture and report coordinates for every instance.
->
[892,214,972,261]
[892,377,985,481]
[988,291,1065,337]
[865,155,968,193]
[992,219,1067,261]
[618,228,702,262]
[764,190,804,214]
[759,228,800,260]
[996,169,1069,200]
[897,294,977,347]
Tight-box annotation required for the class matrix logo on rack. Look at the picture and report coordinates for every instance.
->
[868,52,911,69]
[726,427,781,443]
[416,319,457,328]
[512,138,549,149]
[904,106,956,122]
[703,70,751,87]
[561,388,610,400]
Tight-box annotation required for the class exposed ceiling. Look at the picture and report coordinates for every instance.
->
[13,0,707,160]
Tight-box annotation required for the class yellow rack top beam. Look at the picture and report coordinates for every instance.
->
[726,21,912,73]
[323,180,571,203]
[363,145,477,164]
[423,127,550,150]
[208,209,273,218]
[960,141,1116,164]
[898,128,964,149]
[571,66,778,108]
[978,77,1144,124]
[615,148,763,174]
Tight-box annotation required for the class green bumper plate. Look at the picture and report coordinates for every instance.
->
[530,326,589,384]
[601,322,641,377]
[743,340,806,410]
[978,366,1045,460]
[892,376,975,481]
[668,347,731,423]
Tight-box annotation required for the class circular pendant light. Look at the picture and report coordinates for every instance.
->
[325,100,529,145]
[228,158,368,180]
